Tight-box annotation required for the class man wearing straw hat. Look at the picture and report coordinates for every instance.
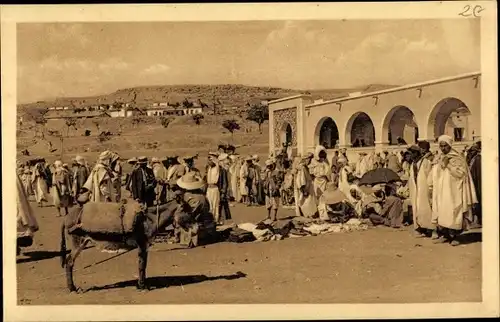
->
[175,172,213,247]
[129,156,157,207]
[263,158,282,221]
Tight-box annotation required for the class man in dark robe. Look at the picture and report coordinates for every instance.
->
[72,155,89,198]
[129,156,156,207]
[369,185,403,228]
[217,153,232,223]
[467,141,482,226]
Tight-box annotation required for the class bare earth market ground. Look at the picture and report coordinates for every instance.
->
[17,200,481,305]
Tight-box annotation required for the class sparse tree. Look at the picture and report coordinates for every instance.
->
[222,119,240,142]
[192,114,204,125]
[160,116,174,128]
[182,98,193,108]
[246,104,269,134]
[65,117,78,137]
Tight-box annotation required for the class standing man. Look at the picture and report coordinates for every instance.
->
[467,140,482,226]
[429,135,478,246]
[125,157,138,193]
[295,152,316,218]
[31,158,50,207]
[83,151,115,203]
[252,155,265,205]
[110,152,122,202]
[330,150,340,187]
[263,159,282,221]
[239,156,252,205]
[217,153,232,224]
[408,143,434,238]
[72,155,89,199]
[129,156,157,207]
[151,157,168,204]
[310,145,331,201]
[52,160,72,217]
[205,152,221,224]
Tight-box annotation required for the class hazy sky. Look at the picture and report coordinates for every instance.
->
[17,19,480,104]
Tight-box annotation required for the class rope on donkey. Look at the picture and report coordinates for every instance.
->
[17,248,135,285]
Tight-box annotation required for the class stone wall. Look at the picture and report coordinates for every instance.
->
[273,108,297,149]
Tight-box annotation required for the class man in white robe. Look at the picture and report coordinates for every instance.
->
[17,173,39,255]
[408,143,434,238]
[205,152,221,223]
[229,155,242,203]
[309,145,332,201]
[83,150,115,202]
[295,153,317,217]
[337,156,354,200]
[429,135,478,246]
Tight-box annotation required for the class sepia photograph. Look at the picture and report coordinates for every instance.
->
[2,2,498,321]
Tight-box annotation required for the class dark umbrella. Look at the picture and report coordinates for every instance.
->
[358,168,400,186]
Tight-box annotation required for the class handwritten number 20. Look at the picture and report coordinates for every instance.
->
[459,5,484,17]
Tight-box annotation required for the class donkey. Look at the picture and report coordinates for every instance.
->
[60,199,187,292]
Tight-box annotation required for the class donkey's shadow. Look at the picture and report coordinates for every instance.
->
[84,271,247,292]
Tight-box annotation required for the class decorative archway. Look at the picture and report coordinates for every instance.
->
[280,122,293,146]
[382,106,419,145]
[428,97,472,141]
[314,117,339,149]
[345,112,375,147]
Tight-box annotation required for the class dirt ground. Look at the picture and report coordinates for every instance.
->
[17,197,482,305]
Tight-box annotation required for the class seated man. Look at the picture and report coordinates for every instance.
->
[175,173,216,247]
[369,184,404,228]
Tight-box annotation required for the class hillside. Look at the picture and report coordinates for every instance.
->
[17,83,398,111]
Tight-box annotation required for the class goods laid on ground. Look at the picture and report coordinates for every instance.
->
[216,216,370,244]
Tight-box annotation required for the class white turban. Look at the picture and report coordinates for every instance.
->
[438,135,453,147]
[54,160,63,168]
[315,145,327,160]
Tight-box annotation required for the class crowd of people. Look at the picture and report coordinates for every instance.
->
[16,134,482,253]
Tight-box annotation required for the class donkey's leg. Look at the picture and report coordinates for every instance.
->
[66,236,91,292]
[137,240,149,290]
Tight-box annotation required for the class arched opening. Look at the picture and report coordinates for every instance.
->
[280,122,293,146]
[383,106,419,145]
[347,112,375,147]
[315,117,339,149]
[429,97,472,142]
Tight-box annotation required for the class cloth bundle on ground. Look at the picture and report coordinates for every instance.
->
[227,227,256,243]
[75,200,144,234]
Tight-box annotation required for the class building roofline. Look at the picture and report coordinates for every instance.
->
[268,94,312,105]
[305,71,481,108]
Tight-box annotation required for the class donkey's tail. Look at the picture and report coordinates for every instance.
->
[60,221,67,268]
